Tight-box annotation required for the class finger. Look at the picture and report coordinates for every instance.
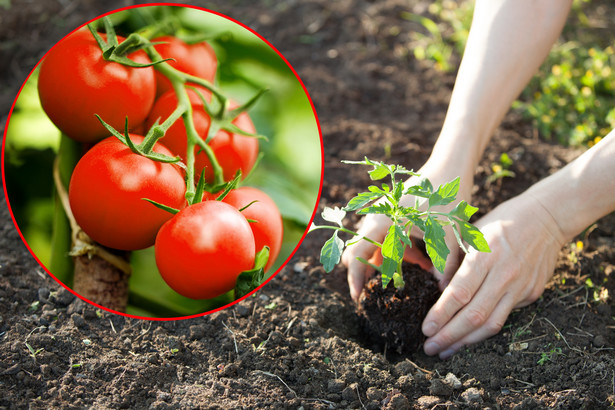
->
[424,260,519,356]
[403,243,432,271]
[422,252,488,338]
[434,293,516,359]
[343,240,378,301]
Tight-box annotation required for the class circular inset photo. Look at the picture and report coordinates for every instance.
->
[2,5,323,319]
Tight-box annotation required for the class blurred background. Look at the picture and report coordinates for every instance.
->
[3,5,323,317]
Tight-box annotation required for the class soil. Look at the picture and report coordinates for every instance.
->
[357,263,441,355]
[1,0,615,409]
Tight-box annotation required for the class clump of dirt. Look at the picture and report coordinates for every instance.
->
[357,263,441,354]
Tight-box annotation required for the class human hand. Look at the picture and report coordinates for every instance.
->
[421,192,566,359]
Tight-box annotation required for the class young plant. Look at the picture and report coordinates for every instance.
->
[310,157,490,289]
[487,152,516,184]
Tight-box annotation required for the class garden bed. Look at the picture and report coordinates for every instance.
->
[1,0,614,408]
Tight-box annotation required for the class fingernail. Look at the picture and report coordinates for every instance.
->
[423,340,440,356]
[423,321,438,337]
[439,348,457,360]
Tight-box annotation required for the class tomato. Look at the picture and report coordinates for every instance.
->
[155,201,255,299]
[68,135,186,250]
[38,28,156,143]
[152,35,217,97]
[146,88,259,183]
[219,187,283,271]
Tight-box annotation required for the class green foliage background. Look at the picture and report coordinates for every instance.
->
[406,0,614,147]
[3,5,322,317]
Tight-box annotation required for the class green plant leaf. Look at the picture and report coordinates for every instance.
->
[321,206,346,227]
[356,202,393,215]
[320,232,344,273]
[458,221,491,253]
[344,191,382,211]
[234,247,270,299]
[450,200,478,222]
[368,163,391,180]
[406,178,433,198]
[429,177,460,208]
[382,225,404,261]
[380,256,397,288]
[395,224,413,247]
[424,216,449,273]
[369,184,389,193]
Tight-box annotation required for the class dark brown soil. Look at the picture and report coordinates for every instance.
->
[358,263,441,355]
[1,0,614,409]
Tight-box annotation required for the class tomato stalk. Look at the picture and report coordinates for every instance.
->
[141,43,227,198]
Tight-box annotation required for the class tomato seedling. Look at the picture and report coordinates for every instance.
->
[310,157,490,288]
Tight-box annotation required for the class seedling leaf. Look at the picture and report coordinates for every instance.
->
[321,207,346,227]
[424,216,449,273]
[429,177,460,208]
[380,256,397,288]
[382,225,404,261]
[356,202,393,215]
[368,163,391,180]
[458,221,491,253]
[406,178,433,198]
[450,200,478,222]
[320,232,344,272]
[344,191,382,211]
[395,224,413,247]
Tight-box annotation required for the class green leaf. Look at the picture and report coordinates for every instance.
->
[393,178,404,202]
[451,222,469,254]
[234,247,270,299]
[368,163,391,180]
[450,200,478,222]
[395,224,413,247]
[458,221,491,253]
[344,191,382,211]
[320,232,344,272]
[424,216,450,273]
[406,178,433,198]
[356,202,393,215]
[321,207,346,227]
[382,225,404,261]
[429,177,460,208]
[380,257,397,288]
[369,184,389,193]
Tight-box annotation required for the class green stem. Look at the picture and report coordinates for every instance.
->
[309,225,382,248]
[141,36,226,198]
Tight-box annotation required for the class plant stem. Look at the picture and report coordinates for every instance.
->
[309,225,382,248]
[142,38,226,199]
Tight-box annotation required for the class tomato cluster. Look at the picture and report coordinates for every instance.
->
[38,27,283,300]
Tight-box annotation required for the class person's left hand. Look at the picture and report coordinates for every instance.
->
[421,192,566,359]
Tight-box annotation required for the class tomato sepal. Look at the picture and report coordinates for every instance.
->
[142,198,181,215]
[95,115,182,164]
[234,246,270,299]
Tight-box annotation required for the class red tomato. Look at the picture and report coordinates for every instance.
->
[146,88,259,183]
[38,28,156,143]
[152,35,217,97]
[220,187,283,271]
[155,201,256,299]
[68,135,186,250]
